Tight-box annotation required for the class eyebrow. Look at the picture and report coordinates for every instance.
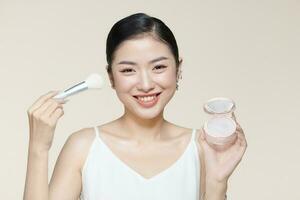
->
[117,56,169,66]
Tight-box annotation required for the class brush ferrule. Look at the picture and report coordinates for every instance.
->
[53,81,88,99]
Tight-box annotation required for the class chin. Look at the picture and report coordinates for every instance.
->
[137,111,163,120]
[121,101,164,120]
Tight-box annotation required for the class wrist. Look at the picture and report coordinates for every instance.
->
[202,193,227,200]
[28,141,50,156]
[204,179,227,200]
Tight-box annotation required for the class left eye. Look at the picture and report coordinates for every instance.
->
[153,65,167,70]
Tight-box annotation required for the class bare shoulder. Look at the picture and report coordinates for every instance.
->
[63,127,97,171]
[67,127,95,146]
[168,122,199,139]
[49,127,96,199]
[172,124,204,157]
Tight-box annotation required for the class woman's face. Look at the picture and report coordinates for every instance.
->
[109,35,182,119]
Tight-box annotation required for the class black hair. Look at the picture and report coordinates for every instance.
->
[106,13,180,74]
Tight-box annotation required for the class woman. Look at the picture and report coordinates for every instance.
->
[24,13,247,200]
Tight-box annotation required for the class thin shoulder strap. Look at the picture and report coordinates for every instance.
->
[94,126,100,138]
[191,128,196,141]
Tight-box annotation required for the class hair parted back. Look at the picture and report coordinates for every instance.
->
[106,13,180,74]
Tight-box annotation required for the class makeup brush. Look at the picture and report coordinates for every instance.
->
[53,73,104,100]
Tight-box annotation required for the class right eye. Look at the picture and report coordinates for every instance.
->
[120,68,134,73]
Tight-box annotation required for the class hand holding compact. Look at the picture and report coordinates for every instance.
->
[200,97,247,183]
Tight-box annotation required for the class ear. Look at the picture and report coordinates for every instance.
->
[176,57,183,81]
[106,65,115,89]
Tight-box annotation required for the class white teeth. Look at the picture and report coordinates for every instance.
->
[138,95,156,102]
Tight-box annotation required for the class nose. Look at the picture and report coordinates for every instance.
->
[137,70,155,92]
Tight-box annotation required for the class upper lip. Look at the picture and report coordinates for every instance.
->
[133,92,161,97]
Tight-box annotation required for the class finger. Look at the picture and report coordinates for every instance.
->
[231,112,243,131]
[53,98,68,104]
[200,127,207,141]
[236,123,243,133]
[34,98,63,116]
[232,112,237,121]
[31,100,54,118]
[236,129,247,147]
[197,127,205,144]
[232,112,241,126]
[54,99,70,104]
[28,91,60,114]
[199,127,211,149]
[44,100,63,117]
[237,137,247,158]
[49,107,64,124]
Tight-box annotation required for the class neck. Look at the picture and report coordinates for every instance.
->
[119,110,168,144]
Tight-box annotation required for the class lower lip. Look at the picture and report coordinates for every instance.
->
[134,94,160,108]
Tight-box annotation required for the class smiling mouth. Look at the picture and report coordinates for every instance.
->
[132,92,162,106]
[133,92,161,99]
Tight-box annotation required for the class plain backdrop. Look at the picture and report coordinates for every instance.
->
[0,0,299,199]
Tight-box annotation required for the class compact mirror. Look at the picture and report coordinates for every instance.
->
[203,97,235,115]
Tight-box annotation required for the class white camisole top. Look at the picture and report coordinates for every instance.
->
[80,127,201,200]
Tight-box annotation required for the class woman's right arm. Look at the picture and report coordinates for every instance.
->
[23,91,83,200]
[24,142,49,200]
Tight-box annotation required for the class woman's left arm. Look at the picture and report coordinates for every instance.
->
[198,113,247,200]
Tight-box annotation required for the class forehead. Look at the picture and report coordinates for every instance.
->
[112,35,174,64]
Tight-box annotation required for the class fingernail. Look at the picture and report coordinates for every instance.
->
[55,99,66,103]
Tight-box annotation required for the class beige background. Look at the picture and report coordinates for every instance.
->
[1,0,299,199]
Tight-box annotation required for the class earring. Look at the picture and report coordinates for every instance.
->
[176,75,182,91]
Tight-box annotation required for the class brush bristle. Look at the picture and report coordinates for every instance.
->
[85,73,104,89]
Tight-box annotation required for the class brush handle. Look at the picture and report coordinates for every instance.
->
[53,81,88,99]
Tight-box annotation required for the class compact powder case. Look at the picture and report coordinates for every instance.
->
[203,97,237,150]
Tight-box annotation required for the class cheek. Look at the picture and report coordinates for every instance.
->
[114,74,137,91]
[155,71,177,88]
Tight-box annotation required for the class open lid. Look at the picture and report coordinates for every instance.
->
[203,97,236,114]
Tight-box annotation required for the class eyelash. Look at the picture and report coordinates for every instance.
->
[120,68,134,73]
[120,65,167,73]
[154,65,167,70]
